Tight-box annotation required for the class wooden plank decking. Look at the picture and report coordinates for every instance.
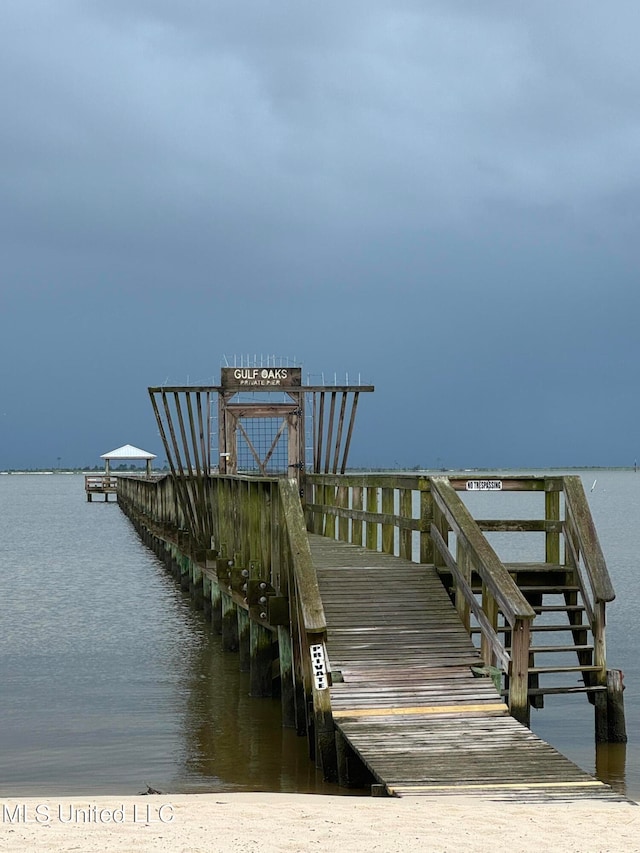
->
[309,535,624,801]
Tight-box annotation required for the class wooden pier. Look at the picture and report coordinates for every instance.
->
[109,365,627,799]
[84,474,118,501]
[116,470,627,800]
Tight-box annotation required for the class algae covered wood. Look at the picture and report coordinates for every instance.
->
[279,478,326,634]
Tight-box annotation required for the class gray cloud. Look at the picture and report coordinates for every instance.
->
[1,2,639,468]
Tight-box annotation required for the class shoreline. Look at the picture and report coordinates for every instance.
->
[2,792,639,852]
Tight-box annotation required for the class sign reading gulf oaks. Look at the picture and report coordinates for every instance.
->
[221,367,302,388]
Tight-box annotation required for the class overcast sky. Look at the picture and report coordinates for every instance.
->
[1,2,639,470]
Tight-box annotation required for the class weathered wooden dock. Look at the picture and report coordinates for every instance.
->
[84,474,118,501]
[311,535,619,799]
[116,470,627,801]
[109,365,627,799]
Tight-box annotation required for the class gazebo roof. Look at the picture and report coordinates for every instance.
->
[100,444,157,460]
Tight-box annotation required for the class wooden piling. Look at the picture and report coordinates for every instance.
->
[190,560,203,608]
[238,607,250,672]
[278,625,297,729]
[202,574,212,620]
[179,554,190,591]
[210,577,222,634]
[606,669,627,743]
[221,592,239,652]
[250,621,273,697]
[336,730,371,789]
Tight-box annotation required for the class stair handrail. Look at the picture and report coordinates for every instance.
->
[562,476,615,604]
[430,477,536,624]
[280,478,327,635]
[430,477,535,724]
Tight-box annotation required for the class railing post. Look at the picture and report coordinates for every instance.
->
[324,484,336,540]
[509,617,531,726]
[352,486,363,546]
[455,540,471,632]
[337,484,349,542]
[399,487,412,560]
[312,481,324,535]
[545,480,561,564]
[366,487,378,551]
[381,487,394,555]
[419,479,433,565]
[481,583,498,666]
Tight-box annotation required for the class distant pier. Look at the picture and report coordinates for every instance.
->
[84,474,118,501]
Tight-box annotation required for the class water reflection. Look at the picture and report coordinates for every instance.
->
[171,600,345,794]
[596,743,627,796]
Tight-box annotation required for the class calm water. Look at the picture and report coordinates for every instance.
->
[0,474,335,797]
[0,472,637,797]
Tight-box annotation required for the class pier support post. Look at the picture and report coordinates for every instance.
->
[221,592,239,652]
[238,608,250,672]
[179,555,190,591]
[336,730,371,789]
[210,578,222,635]
[191,561,203,609]
[202,575,211,620]
[277,625,296,729]
[596,669,627,743]
[250,621,273,697]
[314,702,338,783]
[607,669,627,743]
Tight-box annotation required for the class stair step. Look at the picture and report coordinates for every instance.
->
[527,664,602,674]
[470,585,582,595]
[521,644,594,654]
[504,562,572,573]
[471,624,587,634]
[502,685,607,697]
[518,585,582,594]
[533,604,586,613]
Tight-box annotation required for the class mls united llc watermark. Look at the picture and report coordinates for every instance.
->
[2,802,175,825]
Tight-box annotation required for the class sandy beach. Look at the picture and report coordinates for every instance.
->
[1,792,639,853]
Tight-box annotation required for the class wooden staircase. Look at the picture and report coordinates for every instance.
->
[511,562,601,702]
[465,562,605,705]
[429,474,615,723]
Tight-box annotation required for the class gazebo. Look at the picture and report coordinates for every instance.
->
[100,444,157,477]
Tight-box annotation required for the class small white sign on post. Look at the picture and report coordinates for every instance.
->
[466,480,503,491]
[310,643,328,690]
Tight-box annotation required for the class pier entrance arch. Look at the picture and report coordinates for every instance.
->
[148,362,373,483]
[218,367,304,476]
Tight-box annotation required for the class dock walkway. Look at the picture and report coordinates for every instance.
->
[309,534,622,800]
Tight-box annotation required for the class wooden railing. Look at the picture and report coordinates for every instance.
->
[303,472,431,561]
[302,471,616,724]
[562,476,615,691]
[117,471,616,738]
[429,477,535,723]
[84,475,118,491]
